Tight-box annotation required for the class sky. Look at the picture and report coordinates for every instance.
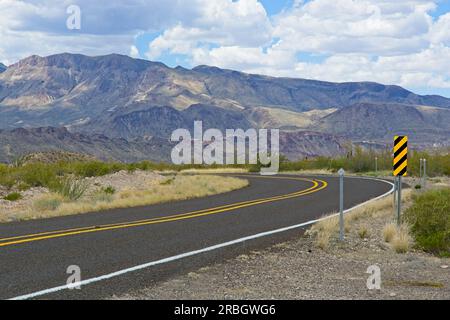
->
[1,0,450,97]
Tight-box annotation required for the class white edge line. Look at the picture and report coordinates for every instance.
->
[10,176,394,300]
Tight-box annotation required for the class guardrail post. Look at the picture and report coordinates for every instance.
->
[338,168,345,241]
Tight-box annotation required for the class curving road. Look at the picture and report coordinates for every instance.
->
[0,174,393,300]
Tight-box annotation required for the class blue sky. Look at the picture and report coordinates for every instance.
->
[1,0,450,97]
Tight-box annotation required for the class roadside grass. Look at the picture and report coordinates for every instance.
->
[6,175,248,222]
[307,189,413,251]
[404,188,450,257]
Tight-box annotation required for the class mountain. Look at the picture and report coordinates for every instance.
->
[1,53,450,131]
[0,63,6,73]
[314,103,450,147]
[1,53,450,162]
[80,104,252,139]
[0,127,172,163]
[279,131,346,160]
[0,127,345,163]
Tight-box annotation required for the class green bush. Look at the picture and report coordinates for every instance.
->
[404,189,450,257]
[102,186,116,194]
[51,177,88,201]
[20,163,58,187]
[3,192,22,201]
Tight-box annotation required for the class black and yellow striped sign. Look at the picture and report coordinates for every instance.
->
[393,136,408,176]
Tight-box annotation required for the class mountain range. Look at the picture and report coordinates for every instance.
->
[0,53,449,162]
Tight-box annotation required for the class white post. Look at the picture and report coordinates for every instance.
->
[338,168,345,241]
[423,159,427,189]
[375,157,378,175]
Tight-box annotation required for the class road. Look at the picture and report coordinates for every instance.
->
[0,174,393,300]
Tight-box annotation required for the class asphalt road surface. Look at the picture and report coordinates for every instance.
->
[0,174,393,300]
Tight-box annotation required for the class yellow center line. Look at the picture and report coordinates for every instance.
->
[0,176,327,248]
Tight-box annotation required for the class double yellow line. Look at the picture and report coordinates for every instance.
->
[0,175,327,248]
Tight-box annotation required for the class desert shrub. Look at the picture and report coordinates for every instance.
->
[358,227,369,239]
[391,224,412,253]
[19,163,58,187]
[160,176,176,185]
[16,182,31,191]
[91,191,114,203]
[69,161,123,177]
[51,177,88,201]
[404,189,450,257]
[102,186,116,194]
[3,192,22,201]
[33,194,63,211]
[383,223,397,243]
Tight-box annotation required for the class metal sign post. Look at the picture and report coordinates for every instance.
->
[397,176,402,225]
[393,176,397,217]
[393,136,408,225]
[338,168,345,242]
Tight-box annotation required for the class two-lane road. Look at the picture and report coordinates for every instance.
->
[0,174,393,299]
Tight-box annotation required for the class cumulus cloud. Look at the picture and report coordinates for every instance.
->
[0,0,449,96]
[146,0,272,60]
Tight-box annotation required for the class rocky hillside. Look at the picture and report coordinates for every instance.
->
[1,53,450,161]
[1,53,449,131]
[0,127,172,163]
[80,104,252,139]
[0,63,6,73]
[0,126,346,163]
[314,103,450,146]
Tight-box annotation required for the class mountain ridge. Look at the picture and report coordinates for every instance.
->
[1,53,450,161]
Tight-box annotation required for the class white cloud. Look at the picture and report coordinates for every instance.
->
[0,0,449,96]
[147,0,272,60]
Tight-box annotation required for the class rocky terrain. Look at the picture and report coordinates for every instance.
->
[0,127,173,163]
[1,53,450,162]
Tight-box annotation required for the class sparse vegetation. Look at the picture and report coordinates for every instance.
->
[3,192,22,201]
[391,224,413,253]
[382,222,397,243]
[4,175,248,221]
[358,226,369,239]
[102,186,116,195]
[33,194,63,211]
[51,177,88,201]
[404,188,450,257]
[250,148,450,177]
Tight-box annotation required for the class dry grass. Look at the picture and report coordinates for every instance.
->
[179,168,249,174]
[282,169,333,176]
[382,222,397,243]
[382,222,413,253]
[7,175,248,222]
[306,214,339,249]
[391,224,413,253]
[308,188,414,252]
